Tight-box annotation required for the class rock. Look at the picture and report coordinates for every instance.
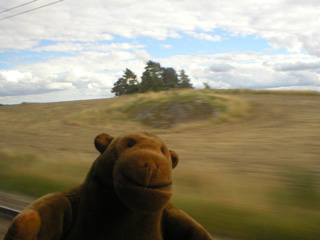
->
[131,100,218,128]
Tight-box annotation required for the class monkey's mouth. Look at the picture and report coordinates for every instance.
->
[122,174,172,189]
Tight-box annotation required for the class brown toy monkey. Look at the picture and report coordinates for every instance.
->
[5,132,213,240]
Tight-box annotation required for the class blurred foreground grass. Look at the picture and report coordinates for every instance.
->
[0,152,85,196]
[1,152,319,240]
[1,89,320,240]
[174,196,320,240]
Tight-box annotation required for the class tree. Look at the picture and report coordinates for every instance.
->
[125,69,139,94]
[111,77,127,96]
[111,68,138,96]
[111,62,194,96]
[162,67,178,89]
[140,61,164,92]
[178,69,193,88]
[203,82,211,89]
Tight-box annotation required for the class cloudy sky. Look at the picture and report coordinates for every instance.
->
[1,0,320,104]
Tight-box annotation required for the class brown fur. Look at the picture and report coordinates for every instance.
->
[4,132,213,240]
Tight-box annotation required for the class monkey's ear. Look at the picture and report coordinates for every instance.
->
[169,150,179,169]
[94,133,114,154]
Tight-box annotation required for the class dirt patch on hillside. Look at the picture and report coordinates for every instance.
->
[131,100,218,128]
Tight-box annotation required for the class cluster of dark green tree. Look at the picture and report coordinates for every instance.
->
[111,60,193,96]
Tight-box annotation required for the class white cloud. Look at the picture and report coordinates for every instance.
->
[1,0,320,55]
[161,44,173,49]
[47,82,74,90]
[0,70,32,83]
[0,43,150,102]
[33,42,145,53]
[1,50,320,103]
[272,61,320,72]
[161,52,320,90]
[33,42,85,52]
[210,63,235,72]
[187,32,222,42]
[134,50,152,62]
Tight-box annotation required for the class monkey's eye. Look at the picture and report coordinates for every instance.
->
[161,147,165,154]
[127,139,136,148]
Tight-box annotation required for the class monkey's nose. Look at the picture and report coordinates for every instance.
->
[144,162,157,186]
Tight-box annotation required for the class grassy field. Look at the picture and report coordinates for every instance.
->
[0,89,320,240]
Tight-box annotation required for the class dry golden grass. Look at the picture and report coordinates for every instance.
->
[1,89,320,240]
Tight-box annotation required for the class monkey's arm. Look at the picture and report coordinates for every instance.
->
[4,192,73,240]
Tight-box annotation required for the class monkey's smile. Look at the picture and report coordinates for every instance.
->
[122,174,172,189]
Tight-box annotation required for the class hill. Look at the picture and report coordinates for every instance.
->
[64,89,250,128]
[0,89,320,240]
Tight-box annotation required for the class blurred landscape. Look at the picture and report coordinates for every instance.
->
[0,89,320,240]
